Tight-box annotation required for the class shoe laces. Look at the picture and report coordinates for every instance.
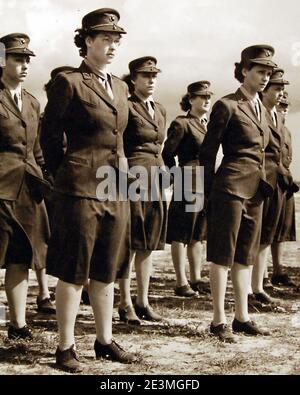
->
[111,340,125,353]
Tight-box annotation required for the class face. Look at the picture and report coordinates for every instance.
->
[263,84,285,107]
[242,64,273,93]
[190,95,211,115]
[86,32,122,65]
[133,72,158,98]
[2,54,30,83]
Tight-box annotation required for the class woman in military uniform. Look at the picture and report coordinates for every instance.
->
[251,69,297,302]
[255,87,298,292]
[118,57,167,324]
[162,81,213,298]
[200,45,277,342]
[0,33,50,339]
[41,9,136,373]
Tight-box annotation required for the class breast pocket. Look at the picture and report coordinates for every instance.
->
[77,96,98,108]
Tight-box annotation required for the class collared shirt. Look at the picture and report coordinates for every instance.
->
[10,87,22,111]
[84,58,114,99]
[270,108,278,127]
[240,85,261,121]
[135,93,155,119]
[189,111,207,127]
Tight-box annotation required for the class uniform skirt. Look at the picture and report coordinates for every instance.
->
[0,174,50,270]
[46,192,131,285]
[166,195,206,244]
[207,190,264,267]
[260,185,296,244]
[130,197,167,251]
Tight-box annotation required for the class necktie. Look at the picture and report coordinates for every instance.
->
[272,111,277,127]
[253,99,260,121]
[146,100,155,119]
[14,93,22,111]
[101,75,114,100]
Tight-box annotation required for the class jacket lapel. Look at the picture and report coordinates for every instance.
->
[0,82,24,121]
[130,94,158,127]
[236,88,264,132]
[79,62,116,110]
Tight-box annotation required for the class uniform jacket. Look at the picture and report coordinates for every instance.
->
[264,110,286,189]
[0,80,45,201]
[279,122,299,195]
[123,94,166,170]
[162,113,207,168]
[199,88,273,199]
[40,61,129,199]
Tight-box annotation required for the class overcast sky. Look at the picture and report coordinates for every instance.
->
[1,0,299,179]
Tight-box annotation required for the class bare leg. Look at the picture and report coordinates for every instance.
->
[5,264,28,328]
[89,280,114,345]
[35,268,51,301]
[271,242,285,275]
[171,242,188,287]
[210,262,229,326]
[187,241,203,283]
[119,252,135,309]
[56,280,82,351]
[252,245,270,293]
[231,263,251,323]
[248,266,253,294]
[135,250,152,307]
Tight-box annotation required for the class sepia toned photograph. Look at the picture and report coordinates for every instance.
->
[0,0,299,378]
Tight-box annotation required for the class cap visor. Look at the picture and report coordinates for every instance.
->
[90,26,127,34]
[6,49,35,56]
[136,68,161,73]
[193,91,214,96]
[250,59,277,68]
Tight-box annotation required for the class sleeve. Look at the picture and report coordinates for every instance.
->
[32,102,45,168]
[199,100,231,197]
[40,74,74,176]
[162,119,185,169]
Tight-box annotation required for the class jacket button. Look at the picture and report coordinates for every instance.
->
[258,164,263,169]
[261,148,265,153]
[260,131,264,136]
[113,129,118,135]
[277,162,280,166]
[23,158,27,163]
[155,153,159,158]
[112,149,117,154]
[22,141,27,146]
[113,109,117,115]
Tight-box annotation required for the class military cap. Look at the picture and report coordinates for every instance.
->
[50,66,75,80]
[268,68,289,85]
[0,33,35,56]
[129,56,161,74]
[187,81,213,96]
[79,8,126,34]
[279,91,291,106]
[241,45,276,68]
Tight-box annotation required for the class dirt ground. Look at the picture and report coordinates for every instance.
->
[0,195,300,376]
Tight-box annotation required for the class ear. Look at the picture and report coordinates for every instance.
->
[85,36,93,48]
[242,67,248,79]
